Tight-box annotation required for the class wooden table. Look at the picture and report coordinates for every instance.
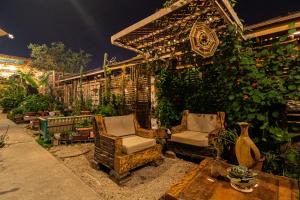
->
[165,159,299,200]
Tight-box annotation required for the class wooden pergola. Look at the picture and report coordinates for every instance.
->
[0,28,8,37]
[111,0,243,58]
[245,11,300,39]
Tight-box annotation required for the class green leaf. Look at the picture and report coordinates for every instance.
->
[288,29,297,34]
[288,22,296,28]
[256,114,265,121]
[228,95,235,100]
[272,112,279,118]
[288,85,297,91]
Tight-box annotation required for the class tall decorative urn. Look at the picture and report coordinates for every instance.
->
[235,122,261,168]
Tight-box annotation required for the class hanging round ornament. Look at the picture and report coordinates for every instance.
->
[189,22,219,58]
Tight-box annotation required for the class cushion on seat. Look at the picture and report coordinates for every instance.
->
[187,113,218,132]
[104,114,135,137]
[122,135,156,154]
[171,131,209,147]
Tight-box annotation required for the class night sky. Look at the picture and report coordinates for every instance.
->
[0,0,300,69]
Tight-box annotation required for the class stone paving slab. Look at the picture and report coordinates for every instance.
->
[0,114,101,200]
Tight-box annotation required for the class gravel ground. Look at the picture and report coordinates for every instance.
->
[49,144,197,200]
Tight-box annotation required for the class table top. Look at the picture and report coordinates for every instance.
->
[165,159,299,200]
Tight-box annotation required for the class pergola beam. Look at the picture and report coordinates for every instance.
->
[111,0,243,56]
[111,0,194,44]
[0,28,8,37]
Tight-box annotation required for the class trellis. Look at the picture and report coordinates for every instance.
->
[111,0,242,59]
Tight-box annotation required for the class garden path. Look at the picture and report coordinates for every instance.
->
[0,113,101,200]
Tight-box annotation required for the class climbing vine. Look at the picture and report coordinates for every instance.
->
[154,25,300,177]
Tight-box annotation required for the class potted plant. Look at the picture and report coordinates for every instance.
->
[213,129,239,164]
[227,165,257,193]
[80,99,93,115]
[74,119,93,140]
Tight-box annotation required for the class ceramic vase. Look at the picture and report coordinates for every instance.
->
[235,122,261,168]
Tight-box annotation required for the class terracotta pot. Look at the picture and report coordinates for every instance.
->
[80,111,91,115]
[72,135,89,141]
[14,115,24,124]
[38,111,48,116]
[25,112,37,117]
[156,129,167,139]
[235,122,261,168]
[76,127,92,137]
[89,131,95,138]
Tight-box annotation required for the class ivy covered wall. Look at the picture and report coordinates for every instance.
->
[154,26,300,177]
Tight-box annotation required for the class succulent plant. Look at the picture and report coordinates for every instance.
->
[227,165,258,191]
[228,165,257,182]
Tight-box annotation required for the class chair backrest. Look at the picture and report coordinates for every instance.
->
[187,113,219,133]
[104,114,135,137]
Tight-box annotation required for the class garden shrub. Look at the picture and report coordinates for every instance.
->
[20,94,50,113]
[0,82,26,112]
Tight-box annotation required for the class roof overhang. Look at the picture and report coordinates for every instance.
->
[0,28,8,37]
[111,0,243,57]
[245,12,300,39]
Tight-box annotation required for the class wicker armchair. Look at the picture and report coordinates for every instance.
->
[170,110,225,158]
[93,114,162,184]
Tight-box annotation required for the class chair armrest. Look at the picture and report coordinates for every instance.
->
[136,128,156,138]
[99,134,123,155]
[171,124,185,134]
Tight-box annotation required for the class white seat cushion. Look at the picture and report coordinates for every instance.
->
[122,135,156,154]
[104,114,135,137]
[171,131,209,147]
[187,113,218,132]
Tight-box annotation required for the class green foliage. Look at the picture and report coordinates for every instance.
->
[36,136,52,148]
[8,106,26,120]
[0,81,26,111]
[155,65,203,127]
[75,118,93,129]
[154,25,300,177]
[95,104,117,117]
[20,95,51,113]
[28,42,92,74]
[82,98,93,111]
[72,98,82,116]
[163,0,176,7]
[264,146,300,179]
[214,129,239,155]
[229,0,238,7]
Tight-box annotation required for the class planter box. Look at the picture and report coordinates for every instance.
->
[80,111,91,115]
[25,112,37,117]
[76,127,92,137]
[39,115,93,138]
[72,135,90,141]
[14,115,24,124]
[38,111,49,117]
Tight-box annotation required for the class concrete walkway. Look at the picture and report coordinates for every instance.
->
[0,113,101,200]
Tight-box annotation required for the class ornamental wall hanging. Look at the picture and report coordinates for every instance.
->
[189,22,220,58]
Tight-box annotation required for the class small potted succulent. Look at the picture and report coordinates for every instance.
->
[227,165,257,193]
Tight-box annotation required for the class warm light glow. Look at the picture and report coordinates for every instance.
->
[0,64,18,78]
[0,65,17,71]
[8,34,14,39]
[292,31,300,36]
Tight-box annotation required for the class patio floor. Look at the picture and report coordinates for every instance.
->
[0,112,197,200]
[0,113,100,200]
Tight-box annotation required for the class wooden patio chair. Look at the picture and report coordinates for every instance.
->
[169,110,225,159]
[93,114,162,184]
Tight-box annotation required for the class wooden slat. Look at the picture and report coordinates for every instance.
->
[111,0,193,44]
[0,28,7,37]
[245,21,300,39]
